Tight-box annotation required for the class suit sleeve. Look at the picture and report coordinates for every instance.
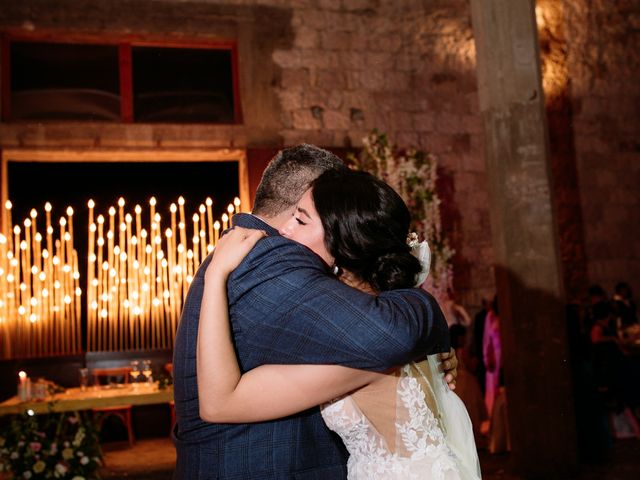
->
[227,236,450,372]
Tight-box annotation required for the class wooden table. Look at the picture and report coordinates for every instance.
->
[0,383,173,416]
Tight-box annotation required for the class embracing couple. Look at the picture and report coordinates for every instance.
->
[172,144,481,479]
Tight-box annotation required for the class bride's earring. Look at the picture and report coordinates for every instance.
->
[332,264,341,276]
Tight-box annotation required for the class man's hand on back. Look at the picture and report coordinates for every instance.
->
[439,348,458,390]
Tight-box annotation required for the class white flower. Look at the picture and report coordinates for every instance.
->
[10,451,19,459]
[72,476,86,480]
[55,462,68,475]
[23,471,32,479]
[80,455,89,465]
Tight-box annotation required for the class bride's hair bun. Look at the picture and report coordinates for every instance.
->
[312,169,421,292]
[370,250,421,292]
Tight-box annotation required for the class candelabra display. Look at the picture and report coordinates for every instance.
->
[86,196,240,352]
[0,201,82,359]
[0,195,241,359]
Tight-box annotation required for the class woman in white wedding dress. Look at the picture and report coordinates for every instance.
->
[197,169,481,479]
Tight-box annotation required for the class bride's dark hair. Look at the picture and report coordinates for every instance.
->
[311,169,421,292]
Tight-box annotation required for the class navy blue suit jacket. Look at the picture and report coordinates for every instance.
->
[173,213,449,479]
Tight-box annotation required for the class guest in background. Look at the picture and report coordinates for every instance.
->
[450,324,488,445]
[612,281,638,331]
[471,298,489,395]
[566,301,612,462]
[488,370,511,454]
[584,284,610,334]
[483,296,501,417]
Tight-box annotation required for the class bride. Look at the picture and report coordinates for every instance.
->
[197,168,481,479]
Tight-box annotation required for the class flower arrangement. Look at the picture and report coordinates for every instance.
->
[0,411,102,479]
[348,130,454,299]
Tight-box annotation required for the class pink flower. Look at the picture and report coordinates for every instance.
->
[68,416,79,424]
[29,442,42,452]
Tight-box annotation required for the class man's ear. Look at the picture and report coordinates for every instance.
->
[266,206,297,231]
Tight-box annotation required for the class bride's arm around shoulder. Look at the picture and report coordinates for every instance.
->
[197,228,379,423]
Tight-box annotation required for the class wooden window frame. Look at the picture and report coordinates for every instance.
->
[0,31,243,124]
[0,147,251,232]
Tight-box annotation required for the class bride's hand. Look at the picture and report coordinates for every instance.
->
[207,227,266,279]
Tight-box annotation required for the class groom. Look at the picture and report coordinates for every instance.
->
[172,144,453,479]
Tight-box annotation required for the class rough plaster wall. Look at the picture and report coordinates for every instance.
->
[565,0,640,297]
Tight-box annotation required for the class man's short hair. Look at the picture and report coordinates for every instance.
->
[253,144,345,217]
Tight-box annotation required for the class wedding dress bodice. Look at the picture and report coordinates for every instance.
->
[321,361,480,480]
[321,365,460,479]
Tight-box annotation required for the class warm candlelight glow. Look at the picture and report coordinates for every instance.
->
[0,195,240,358]
[85,196,240,352]
[0,202,81,359]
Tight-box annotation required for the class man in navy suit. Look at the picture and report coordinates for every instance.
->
[173,144,452,479]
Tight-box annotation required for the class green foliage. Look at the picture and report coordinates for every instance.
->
[0,411,102,479]
[347,130,454,297]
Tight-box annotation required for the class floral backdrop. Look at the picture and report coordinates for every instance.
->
[348,131,454,300]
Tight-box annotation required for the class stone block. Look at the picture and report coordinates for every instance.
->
[301,49,339,68]
[345,70,362,89]
[388,111,413,131]
[360,70,386,90]
[347,129,370,147]
[280,68,311,89]
[383,71,411,91]
[278,88,304,111]
[422,134,455,154]
[461,114,483,134]
[337,51,367,69]
[280,129,335,147]
[317,0,341,11]
[315,69,347,89]
[293,25,319,48]
[369,33,403,53]
[395,131,419,148]
[327,90,344,109]
[323,110,351,130]
[299,10,329,29]
[413,113,436,132]
[272,49,302,68]
[460,152,485,173]
[320,30,352,50]
[349,33,369,51]
[435,112,461,134]
[292,108,322,130]
[341,0,377,11]
[365,51,393,68]
[394,52,416,71]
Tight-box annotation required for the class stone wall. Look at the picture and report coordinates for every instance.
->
[268,0,495,309]
[564,0,640,297]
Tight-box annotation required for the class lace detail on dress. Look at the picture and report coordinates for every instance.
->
[321,365,462,480]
